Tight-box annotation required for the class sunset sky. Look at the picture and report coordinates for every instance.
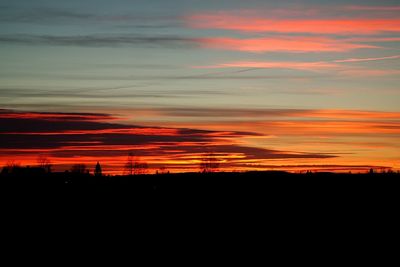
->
[1,0,399,173]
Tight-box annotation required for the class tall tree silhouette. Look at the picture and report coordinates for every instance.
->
[124,153,134,176]
[94,162,102,177]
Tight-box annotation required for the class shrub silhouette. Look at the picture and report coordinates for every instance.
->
[70,164,88,174]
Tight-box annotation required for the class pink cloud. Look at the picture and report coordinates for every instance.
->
[194,54,400,75]
[344,37,400,43]
[187,13,400,34]
[198,36,376,53]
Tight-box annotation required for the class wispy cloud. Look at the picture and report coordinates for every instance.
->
[333,55,400,63]
[0,7,95,23]
[344,5,400,12]
[146,107,400,120]
[0,6,178,29]
[0,34,196,48]
[194,54,400,76]
[195,61,339,71]
[156,119,400,137]
[198,36,375,53]
[0,109,115,121]
[338,69,400,77]
[187,12,400,34]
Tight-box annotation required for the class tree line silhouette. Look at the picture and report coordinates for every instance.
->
[1,152,398,179]
[1,152,224,178]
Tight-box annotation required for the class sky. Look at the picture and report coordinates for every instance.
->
[0,0,399,173]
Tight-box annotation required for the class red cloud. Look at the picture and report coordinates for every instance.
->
[0,110,114,121]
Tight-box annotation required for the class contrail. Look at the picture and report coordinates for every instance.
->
[334,55,400,63]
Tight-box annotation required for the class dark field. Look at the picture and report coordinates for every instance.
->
[2,171,398,232]
[2,171,399,199]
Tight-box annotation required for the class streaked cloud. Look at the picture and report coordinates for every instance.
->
[0,34,196,48]
[0,6,178,29]
[344,37,400,43]
[198,36,375,53]
[194,54,400,76]
[195,61,339,71]
[187,12,400,34]
[0,1,399,173]
[0,109,114,121]
[0,109,335,173]
[146,107,400,120]
[344,5,400,12]
[338,69,400,77]
[333,55,400,63]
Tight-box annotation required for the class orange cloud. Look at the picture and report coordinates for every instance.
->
[144,108,400,137]
[296,109,400,120]
[157,119,400,136]
[258,121,400,135]
[1,109,340,174]
[2,109,399,174]
[198,36,375,53]
[120,108,400,123]
[187,13,400,34]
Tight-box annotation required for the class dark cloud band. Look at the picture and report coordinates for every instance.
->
[0,109,335,163]
[0,34,196,48]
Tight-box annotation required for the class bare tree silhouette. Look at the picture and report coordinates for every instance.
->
[124,153,148,175]
[134,161,149,175]
[199,153,220,173]
[1,161,21,174]
[6,160,20,169]
[37,155,52,173]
